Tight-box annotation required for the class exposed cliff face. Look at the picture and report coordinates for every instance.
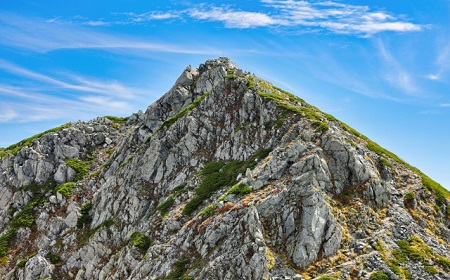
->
[0,57,449,280]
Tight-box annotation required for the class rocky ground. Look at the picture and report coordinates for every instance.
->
[0,57,449,280]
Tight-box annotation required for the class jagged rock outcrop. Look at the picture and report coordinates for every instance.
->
[0,57,450,280]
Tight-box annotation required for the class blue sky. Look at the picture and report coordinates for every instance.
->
[1,0,450,189]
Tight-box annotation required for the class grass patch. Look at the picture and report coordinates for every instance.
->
[164,258,193,280]
[17,252,37,268]
[317,277,337,280]
[182,160,242,215]
[403,192,415,208]
[129,232,151,253]
[438,256,450,270]
[0,230,16,257]
[55,182,76,198]
[397,235,433,262]
[380,157,392,168]
[90,219,115,238]
[172,185,187,197]
[424,265,437,274]
[392,249,407,263]
[226,183,252,196]
[247,75,256,89]
[65,158,90,181]
[369,271,390,280]
[266,109,289,129]
[21,178,57,195]
[226,69,237,79]
[104,116,128,123]
[0,123,71,159]
[312,121,329,133]
[11,195,46,228]
[183,149,271,216]
[156,197,175,216]
[77,201,93,229]
[156,92,209,133]
[199,204,215,218]
[45,252,61,264]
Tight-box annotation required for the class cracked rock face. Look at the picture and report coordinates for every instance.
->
[1,57,450,280]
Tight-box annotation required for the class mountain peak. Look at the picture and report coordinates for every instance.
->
[0,58,449,280]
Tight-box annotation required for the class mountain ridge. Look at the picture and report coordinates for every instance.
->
[0,57,449,279]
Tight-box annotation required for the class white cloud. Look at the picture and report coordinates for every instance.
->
[184,1,423,35]
[0,12,219,55]
[376,40,418,94]
[0,109,18,123]
[39,1,422,36]
[0,60,147,123]
[426,74,440,80]
[439,103,450,107]
[427,41,450,81]
[83,20,110,26]
[79,96,131,110]
[0,60,139,98]
[188,7,279,28]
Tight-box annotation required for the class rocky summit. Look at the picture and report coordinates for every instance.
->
[0,57,450,280]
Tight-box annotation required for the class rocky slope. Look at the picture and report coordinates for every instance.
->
[0,57,450,280]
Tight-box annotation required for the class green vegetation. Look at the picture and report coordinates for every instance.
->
[45,252,61,264]
[172,185,187,197]
[424,265,438,274]
[226,69,237,79]
[164,258,194,280]
[394,235,450,274]
[403,192,415,208]
[380,157,392,168]
[369,271,390,280]
[17,252,37,268]
[392,249,407,263]
[0,123,71,159]
[11,195,46,228]
[105,116,128,129]
[317,276,337,280]
[246,75,256,89]
[226,183,252,196]
[0,230,16,257]
[156,197,175,216]
[183,149,270,216]
[104,116,128,123]
[399,235,433,262]
[65,158,90,181]
[156,92,210,134]
[21,178,57,195]
[90,219,115,237]
[266,109,289,129]
[129,232,151,253]
[55,182,76,198]
[375,239,411,280]
[438,256,450,269]
[77,201,93,229]
[199,204,215,218]
[312,121,329,133]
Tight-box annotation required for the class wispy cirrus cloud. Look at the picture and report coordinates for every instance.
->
[0,60,137,98]
[39,1,422,36]
[375,40,419,95]
[184,1,421,35]
[188,7,280,28]
[0,60,148,123]
[259,0,422,35]
[0,11,219,54]
[426,40,450,82]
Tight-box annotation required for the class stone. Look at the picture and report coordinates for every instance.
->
[0,57,449,280]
